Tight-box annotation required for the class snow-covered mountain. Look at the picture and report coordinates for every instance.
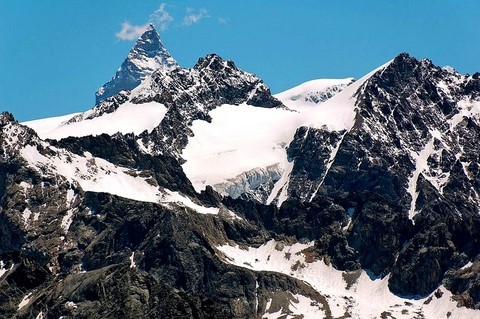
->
[3,26,480,319]
[275,77,355,105]
[95,24,178,103]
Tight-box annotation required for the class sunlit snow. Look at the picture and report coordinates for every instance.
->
[19,143,227,217]
[0,261,13,278]
[183,60,393,195]
[18,293,33,310]
[61,189,77,233]
[23,101,167,140]
[217,240,479,319]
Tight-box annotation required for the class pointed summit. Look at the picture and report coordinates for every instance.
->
[95,24,178,104]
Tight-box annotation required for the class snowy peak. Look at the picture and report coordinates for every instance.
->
[132,53,283,109]
[1,112,45,161]
[275,78,355,105]
[128,23,176,64]
[0,111,15,127]
[369,52,462,94]
[95,24,178,104]
[193,53,236,71]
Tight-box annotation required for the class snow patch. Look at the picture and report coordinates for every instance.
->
[288,294,326,319]
[260,293,326,319]
[19,181,32,190]
[18,293,33,310]
[0,261,13,278]
[407,137,435,221]
[448,98,480,131]
[309,131,347,202]
[22,207,32,225]
[267,160,294,207]
[23,101,167,140]
[161,190,241,218]
[461,261,473,270]
[129,252,136,269]
[20,144,162,204]
[61,189,76,232]
[65,301,78,309]
[217,240,479,319]
[161,190,220,215]
[19,141,234,217]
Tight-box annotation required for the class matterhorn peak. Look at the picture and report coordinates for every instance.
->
[95,23,179,104]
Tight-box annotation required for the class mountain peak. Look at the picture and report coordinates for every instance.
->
[146,23,156,31]
[194,54,237,71]
[95,24,179,104]
[0,111,15,127]
[132,24,161,53]
[388,52,436,72]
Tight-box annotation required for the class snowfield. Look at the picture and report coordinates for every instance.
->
[23,101,167,140]
[182,60,393,197]
[23,61,394,204]
[19,143,223,218]
[22,59,396,207]
[217,240,479,319]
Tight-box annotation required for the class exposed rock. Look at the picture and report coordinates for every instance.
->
[96,24,178,104]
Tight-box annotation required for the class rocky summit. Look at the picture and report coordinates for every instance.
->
[95,24,179,104]
[2,25,480,319]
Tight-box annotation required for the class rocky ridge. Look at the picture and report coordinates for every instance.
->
[279,53,480,299]
[95,24,179,104]
[1,25,480,319]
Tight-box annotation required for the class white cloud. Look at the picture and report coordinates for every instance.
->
[218,17,229,25]
[149,3,173,31]
[116,22,149,41]
[116,3,173,41]
[182,7,209,26]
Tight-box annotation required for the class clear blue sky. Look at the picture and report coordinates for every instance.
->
[1,1,479,121]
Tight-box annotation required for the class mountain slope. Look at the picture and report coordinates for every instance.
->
[4,25,480,318]
[279,53,480,299]
[274,77,355,105]
[95,24,178,104]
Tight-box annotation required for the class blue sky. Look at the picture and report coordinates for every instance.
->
[1,1,479,121]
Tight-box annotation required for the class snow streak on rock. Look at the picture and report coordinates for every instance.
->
[407,137,436,221]
[217,240,479,319]
[96,24,178,103]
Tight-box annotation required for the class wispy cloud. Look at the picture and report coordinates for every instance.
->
[116,4,211,40]
[116,3,173,41]
[116,22,149,41]
[149,3,173,31]
[218,17,229,26]
[182,7,209,26]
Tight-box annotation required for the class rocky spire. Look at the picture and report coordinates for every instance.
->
[95,23,178,104]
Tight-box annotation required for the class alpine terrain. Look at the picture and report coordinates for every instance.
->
[1,25,480,319]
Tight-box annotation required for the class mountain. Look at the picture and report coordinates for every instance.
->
[274,77,355,105]
[2,26,480,318]
[95,24,179,104]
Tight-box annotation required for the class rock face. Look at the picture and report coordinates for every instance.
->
[3,29,480,318]
[282,53,480,298]
[136,53,283,156]
[95,24,178,104]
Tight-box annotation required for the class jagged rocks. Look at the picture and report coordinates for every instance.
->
[444,260,480,309]
[96,24,178,104]
[347,194,411,276]
[133,53,283,156]
[3,44,480,317]
[389,223,456,297]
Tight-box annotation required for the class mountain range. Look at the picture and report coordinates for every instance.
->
[1,24,480,319]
